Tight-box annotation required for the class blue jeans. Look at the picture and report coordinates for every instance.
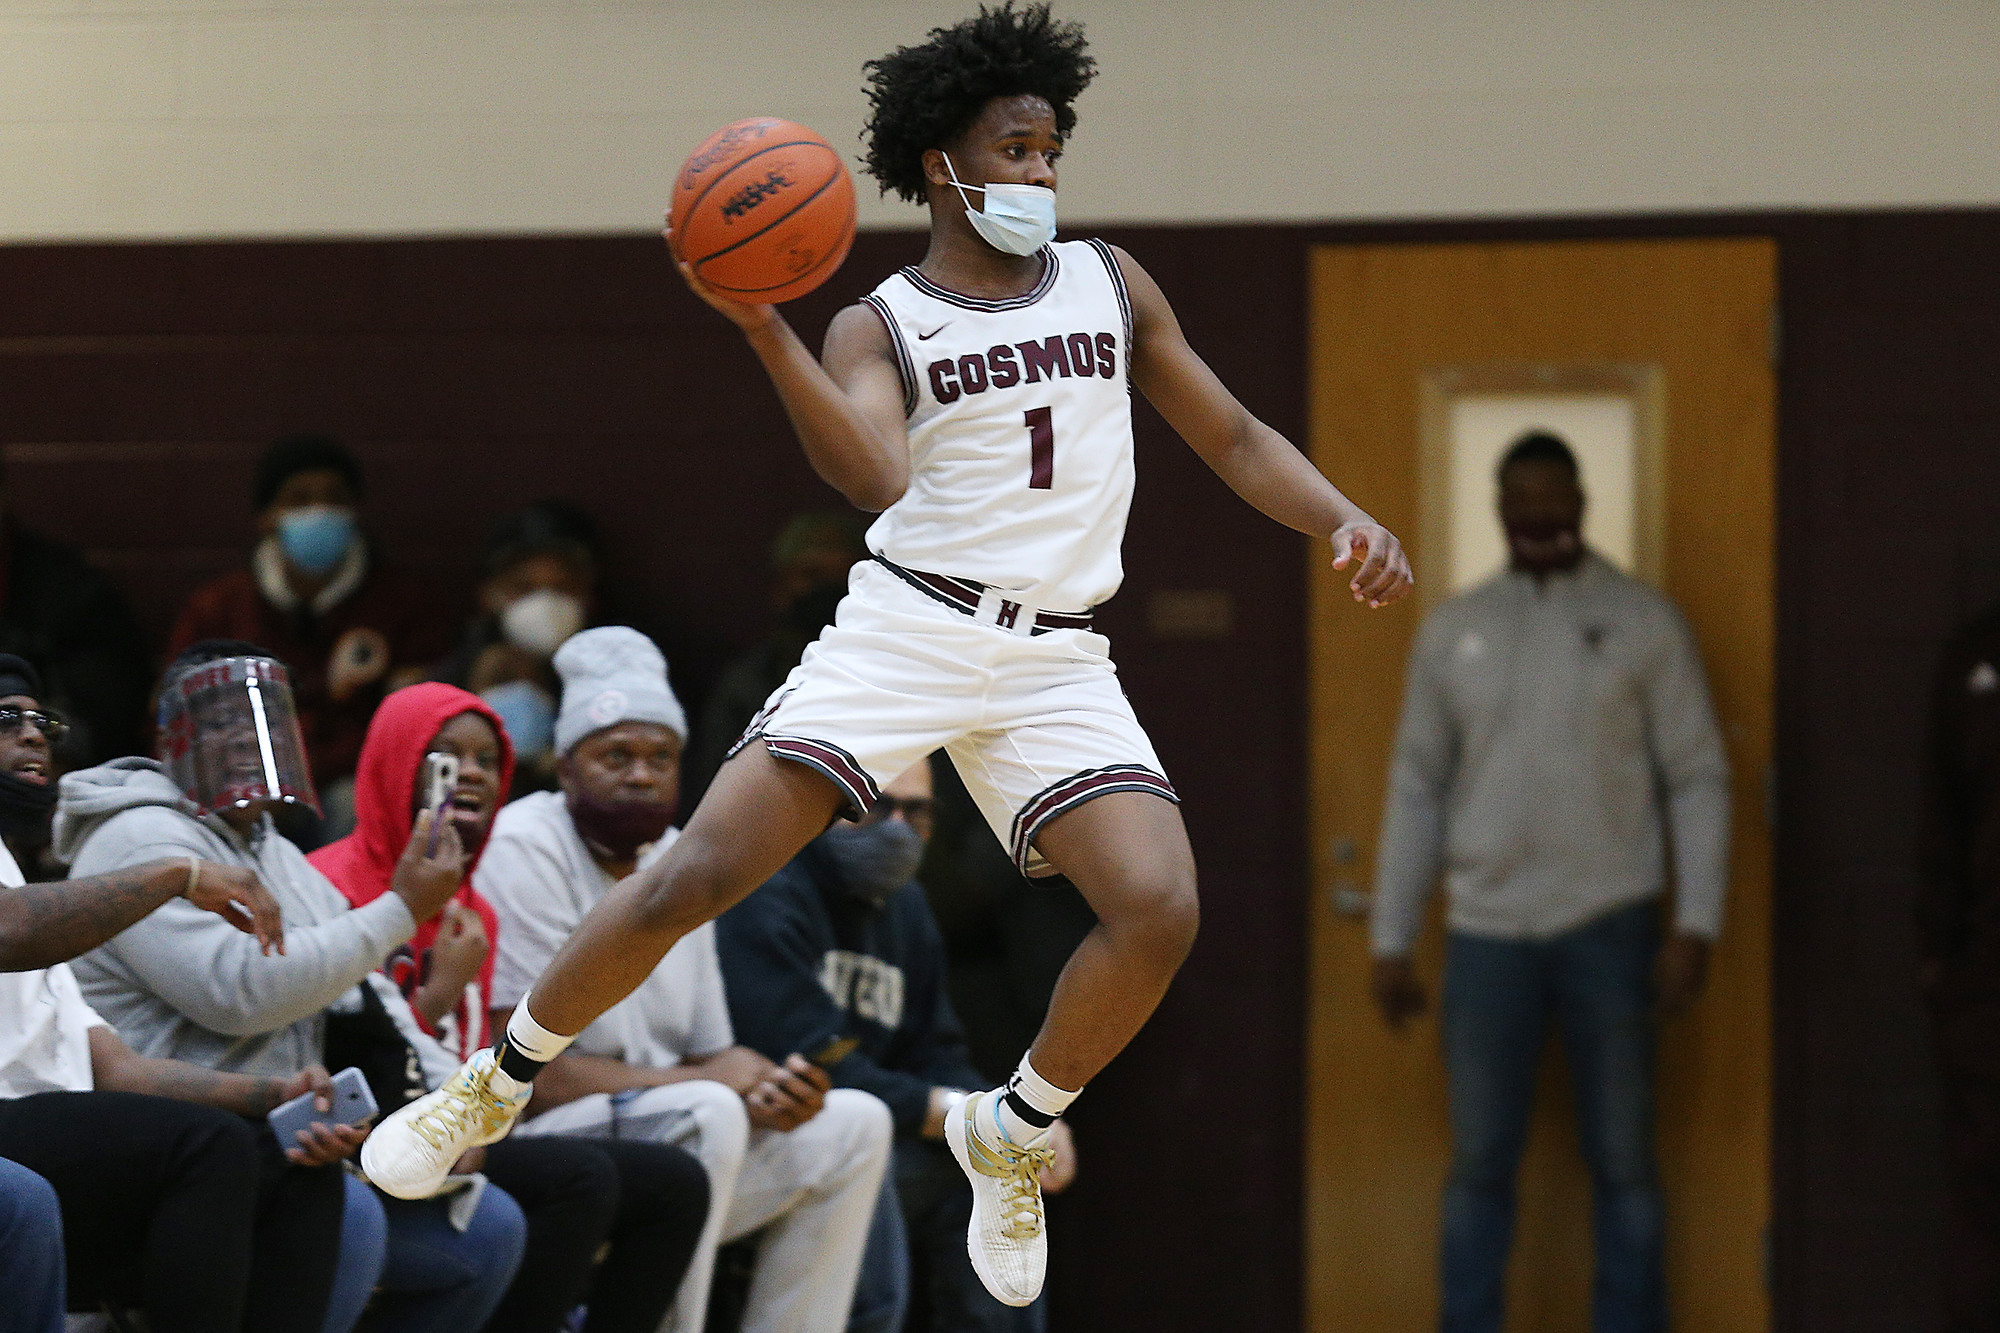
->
[0,1157,63,1333]
[1440,901,1666,1333]
[324,1172,527,1333]
[849,1165,910,1333]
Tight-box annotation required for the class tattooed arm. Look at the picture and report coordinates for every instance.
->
[0,858,284,971]
[87,1022,289,1114]
[86,1027,361,1164]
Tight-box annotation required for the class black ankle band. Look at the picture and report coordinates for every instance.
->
[496,1039,547,1084]
[1003,1088,1056,1129]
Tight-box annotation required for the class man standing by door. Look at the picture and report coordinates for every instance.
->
[1367,431,1731,1333]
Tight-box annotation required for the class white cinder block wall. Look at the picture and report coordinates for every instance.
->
[0,0,1997,242]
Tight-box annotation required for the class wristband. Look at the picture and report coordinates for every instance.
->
[183,856,200,900]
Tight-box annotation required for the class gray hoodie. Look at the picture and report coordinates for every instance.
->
[55,759,416,1077]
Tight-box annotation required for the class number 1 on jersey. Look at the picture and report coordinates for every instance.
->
[1025,406,1054,490]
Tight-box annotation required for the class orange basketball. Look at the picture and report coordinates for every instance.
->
[670,118,856,305]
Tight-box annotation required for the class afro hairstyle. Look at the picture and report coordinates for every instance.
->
[861,3,1096,205]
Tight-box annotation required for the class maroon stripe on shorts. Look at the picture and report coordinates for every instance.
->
[762,734,881,818]
[1008,764,1180,871]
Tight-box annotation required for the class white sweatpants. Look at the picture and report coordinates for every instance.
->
[519,1080,892,1333]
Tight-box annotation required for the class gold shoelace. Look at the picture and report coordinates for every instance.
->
[996,1144,1056,1241]
[408,1073,508,1152]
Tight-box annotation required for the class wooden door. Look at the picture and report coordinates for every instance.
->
[1305,239,1775,1333]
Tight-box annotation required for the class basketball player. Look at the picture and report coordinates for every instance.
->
[365,2,1411,1309]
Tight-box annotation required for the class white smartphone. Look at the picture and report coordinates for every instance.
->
[422,752,459,812]
[266,1066,378,1147]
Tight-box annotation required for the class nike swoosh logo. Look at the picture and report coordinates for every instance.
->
[917,324,950,340]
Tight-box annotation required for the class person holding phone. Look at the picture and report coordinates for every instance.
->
[314,682,713,1333]
[57,641,526,1333]
[476,628,893,1333]
[0,651,349,1333]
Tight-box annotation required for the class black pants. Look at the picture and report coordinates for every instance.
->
[0,1090,343,1333]
[482,1135,711,1333]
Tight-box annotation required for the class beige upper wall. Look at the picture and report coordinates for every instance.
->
[1,0,1997,242]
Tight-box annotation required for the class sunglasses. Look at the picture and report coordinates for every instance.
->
[0,706,69,745]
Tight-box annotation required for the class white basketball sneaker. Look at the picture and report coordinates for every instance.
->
[361,1048,531,1200]
[945,1089,1056,1308]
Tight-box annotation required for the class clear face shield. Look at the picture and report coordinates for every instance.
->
[158,657,320,817]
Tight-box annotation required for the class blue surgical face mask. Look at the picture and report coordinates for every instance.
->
[480,680,555,760]
[276,505,357,577]
[942,154,1057,257]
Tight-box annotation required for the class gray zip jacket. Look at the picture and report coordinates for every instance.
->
[54,759,416,1077]
[1369,554,1730,956]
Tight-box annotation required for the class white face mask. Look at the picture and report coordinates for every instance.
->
[942,154,1057,257]
[501,589,586,659]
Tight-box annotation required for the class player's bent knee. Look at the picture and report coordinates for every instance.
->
[1103,867,1200,963]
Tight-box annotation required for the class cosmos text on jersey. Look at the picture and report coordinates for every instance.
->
[925,330,1119,404]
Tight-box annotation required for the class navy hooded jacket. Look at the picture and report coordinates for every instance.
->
[717,842,986,1136]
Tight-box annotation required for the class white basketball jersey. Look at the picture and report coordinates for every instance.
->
[860,238,1135,613]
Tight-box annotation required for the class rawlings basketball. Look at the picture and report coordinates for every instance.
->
[670,118,856,305]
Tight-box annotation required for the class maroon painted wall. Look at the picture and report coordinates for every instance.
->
[4,207,1998,1330]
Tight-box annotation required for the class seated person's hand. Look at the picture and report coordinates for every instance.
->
[277,1066,371,1167]
[177,859,286,956]
[450,1145,487,1175]
[694,1045,779,1098]
[430,901,490,991]
[1039,1119,1078,1195]
[745,1054,830,1133]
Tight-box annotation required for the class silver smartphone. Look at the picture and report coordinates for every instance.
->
[266,1066,378,1147]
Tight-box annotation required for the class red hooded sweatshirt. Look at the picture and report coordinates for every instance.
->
[310,682,515,1061]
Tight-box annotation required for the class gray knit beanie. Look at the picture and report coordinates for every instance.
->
[552,627,687,755]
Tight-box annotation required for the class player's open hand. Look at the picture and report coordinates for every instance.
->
[662,218,779,332]
[1331,521,1414,609]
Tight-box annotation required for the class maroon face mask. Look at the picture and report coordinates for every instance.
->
[567,788,675,862]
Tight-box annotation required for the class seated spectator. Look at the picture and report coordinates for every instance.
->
[0,456,153,778]
[684,512,867,806]
[477,627,892,1333]
[434,500,604,791]
[56,641,526,1333]
[312,682,712,1333]
[0,652,283,969]
[166,434,449,843]
[718,756,1077,1333]
[0,651,347,1333]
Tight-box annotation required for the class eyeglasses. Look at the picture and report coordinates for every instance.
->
[0,706,69,744]
[864,796,935,826]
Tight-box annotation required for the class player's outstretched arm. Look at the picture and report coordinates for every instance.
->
[665,225,909,511]
[1117,246,1413,608]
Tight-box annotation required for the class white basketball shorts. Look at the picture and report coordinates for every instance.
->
[730,558,1177,876]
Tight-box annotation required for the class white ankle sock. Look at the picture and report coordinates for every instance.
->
[980,1054,1078,1150]
[503,997,574,1068]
